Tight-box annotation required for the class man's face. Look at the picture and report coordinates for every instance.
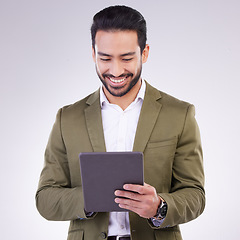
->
[92,30,149,98]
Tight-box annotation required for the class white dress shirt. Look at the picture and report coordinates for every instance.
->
[100,80,146,236]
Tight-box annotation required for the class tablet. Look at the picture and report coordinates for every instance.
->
[79,152,144,212]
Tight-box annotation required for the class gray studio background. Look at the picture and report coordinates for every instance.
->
[1,0,239,239]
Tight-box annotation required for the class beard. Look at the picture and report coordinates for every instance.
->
[96,65,142,97]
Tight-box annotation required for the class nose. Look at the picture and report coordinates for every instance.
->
[109,60,124,77]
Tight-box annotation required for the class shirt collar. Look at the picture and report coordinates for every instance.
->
[100,79,146,108]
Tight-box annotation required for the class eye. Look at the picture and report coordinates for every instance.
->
[122,58,133,62]
[100,58,111,62]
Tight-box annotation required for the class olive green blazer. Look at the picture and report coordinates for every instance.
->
[36,81,205,240]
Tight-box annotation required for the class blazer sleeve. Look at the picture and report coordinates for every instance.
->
[156,105,205,228]
[35,108,95,221]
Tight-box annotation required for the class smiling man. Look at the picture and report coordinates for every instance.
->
[36,5,205,240]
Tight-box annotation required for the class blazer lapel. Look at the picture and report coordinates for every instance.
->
[84,82,161,153]
[133,82,162,152]
[84,89,106,152]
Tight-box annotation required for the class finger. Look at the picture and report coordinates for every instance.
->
[123,183,154,195]
[115,190,141,201]
[115,197,142,209]
[118,203,141,212]
[123,184,146,194]
[144,182,151,187]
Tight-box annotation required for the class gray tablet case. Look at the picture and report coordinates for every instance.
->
[79,152,144,212]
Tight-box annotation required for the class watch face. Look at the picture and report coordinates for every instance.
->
[160,204,167,217]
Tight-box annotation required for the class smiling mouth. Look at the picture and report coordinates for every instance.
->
[103,74,133,85]
[109,76,128,83]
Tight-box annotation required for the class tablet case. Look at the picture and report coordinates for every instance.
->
[79,152,144,212]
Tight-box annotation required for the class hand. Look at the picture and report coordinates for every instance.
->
[114,182,161,218]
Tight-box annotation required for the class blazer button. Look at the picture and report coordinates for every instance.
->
[100,232,107,239]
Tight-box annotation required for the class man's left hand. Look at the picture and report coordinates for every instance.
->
[114,182,161,218]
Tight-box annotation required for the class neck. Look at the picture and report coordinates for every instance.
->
[103,79,142,111]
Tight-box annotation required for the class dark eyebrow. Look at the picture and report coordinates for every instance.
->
[97,52,136,57]
[97,52,113,57]
[120,52,136,57]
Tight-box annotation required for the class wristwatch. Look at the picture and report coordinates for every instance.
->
[153,199,168,220]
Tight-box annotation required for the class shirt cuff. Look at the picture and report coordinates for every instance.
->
[85,211,95,217]
[77,210,95,220]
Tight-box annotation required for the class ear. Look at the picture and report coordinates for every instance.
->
[92,46,96,63]
[142,44,150,63]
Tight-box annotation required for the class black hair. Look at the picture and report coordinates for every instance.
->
[91,5,147,53]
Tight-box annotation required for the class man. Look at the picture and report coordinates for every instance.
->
[36,5,205,240]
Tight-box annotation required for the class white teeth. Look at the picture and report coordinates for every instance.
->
[109,77,126,83]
